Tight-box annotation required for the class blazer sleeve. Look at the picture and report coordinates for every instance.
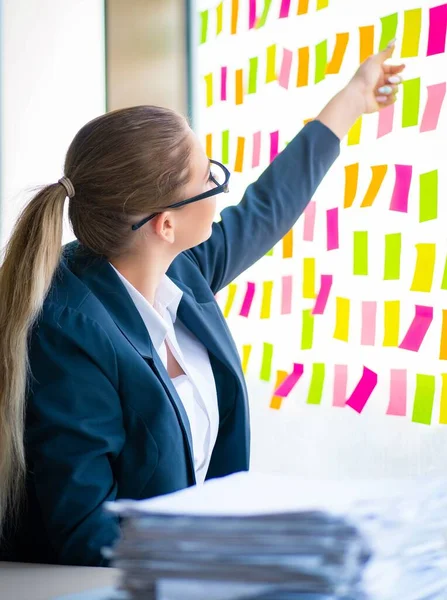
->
[187,119,340,294]
[26,307,125,566]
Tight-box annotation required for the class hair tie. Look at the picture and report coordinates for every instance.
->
[58,176,75,199]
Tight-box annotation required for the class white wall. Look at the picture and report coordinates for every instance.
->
[0,0,106,245]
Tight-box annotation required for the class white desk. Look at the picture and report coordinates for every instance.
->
[0,562,119,600]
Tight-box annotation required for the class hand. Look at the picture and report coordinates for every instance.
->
[348,40,406,114]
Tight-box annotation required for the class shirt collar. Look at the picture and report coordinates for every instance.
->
[109,264,183,352]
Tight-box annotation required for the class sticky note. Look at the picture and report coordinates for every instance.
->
[440,374,447,424]
[420,82,446,133]
[384,233,401,280]
[441,257,447,290]
[282,229,293,258]
[281,275,292,315]
[206,133,212,159]
[239,282,255,317]
[249,0,257,29]
[266,248,274,257]
[344,163,359,208]
[361,301,377,346]
[260,281,273,318]
[223,283,237,318]
[427,3,447,56]
[333,364,347,407]
[303,257,316,299]
[412,374,435,425]
[248,57,258,95]
[200,10,209,44]
[410,244,436,293]
[307,363,325,405]
[361,165,388,207]
[377,104,394,138]
[383,300,400,346]
[204,74,213,107]
[234,136,245,172]
[379,13,398,51]
[334,297,350,342]
[326,32,349,75]
[231,0,239,34]
[390,165,412,213]
[275,363,304,397]
[347,117,362,145]
[297,47,309,87]
[316,0,329,9]
[297,0,309,14]
[399,305,433,352]
[440,310,447,360]
[402,78,421,128]
[279,0,291,18]
[359,25,374,63]
[303,202,316,241]
[222,130,229,164]
[402,8,422,57]
[270,131,279,163]
[326,207,339,250]
[301,309,314,350]
[266,44,277,82]
[257,0,273,29]
[270,370,288,410]
[387,369,407,416]
[312,274,332,315]
[220,67,227,101]
[346,367,378,414]
[279,48,293,89]
[252,131,261,168]
[260,342,273,381]
[353,231,368,276]
[216,2,223,35]
[235,69,243,105]
[241,344,252,374]
[315,40,328,84]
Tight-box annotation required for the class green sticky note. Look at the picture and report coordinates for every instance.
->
[384,233,401,280]
[301,309,314,350]
[266,248,274,256]
[353,231,368,276]
[419,170,438,223]
[412,374,435,425]
[441,258,447,290]
[260,343,273,381]
[379,13,398,51]
[402,78,421,128]
[315,40,327,84]
[200,10,209,44]
[307,363,325,404]
[248,57,258,94]
[256,0,273,28]
[222,130,229,164]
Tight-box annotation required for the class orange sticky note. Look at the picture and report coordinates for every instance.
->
[344,163,359,208]
[282,229,293,258]
[235,69,243,105]
[270,370,288,410]
[206,133,212,158]
[326,32,349,75]
[234,137,245,172]
[297,0,309,14]
[359,25,374,63]
[297,47,309,87]
[440,310,447,360]
[361,165,388,207]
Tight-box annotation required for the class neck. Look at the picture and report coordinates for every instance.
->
[111,249,174,305]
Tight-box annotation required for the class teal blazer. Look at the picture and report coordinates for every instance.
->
[1,121,339,566]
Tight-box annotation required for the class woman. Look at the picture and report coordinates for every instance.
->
[0,44,404,566]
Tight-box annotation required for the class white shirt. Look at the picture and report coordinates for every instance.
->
[110,265,219,484]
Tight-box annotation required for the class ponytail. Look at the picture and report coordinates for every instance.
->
[0,183,66,539]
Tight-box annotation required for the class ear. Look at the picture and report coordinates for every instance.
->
[152,212,175,244]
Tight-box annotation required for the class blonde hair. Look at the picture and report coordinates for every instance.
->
[0,105,192,539]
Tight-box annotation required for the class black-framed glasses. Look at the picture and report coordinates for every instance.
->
[131,159,231,231]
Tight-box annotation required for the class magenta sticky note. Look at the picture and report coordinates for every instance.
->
[389,165,412,213]
[239,282,255,317]
[346,366,378,414]
[326,207,339,250]
[312,274,332,315]
[399,305,434,352]
[274,363,304,397]
[427,3,447,56]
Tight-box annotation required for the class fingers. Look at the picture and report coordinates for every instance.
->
[375,83,399,105]
[375,38,396,63]
[384,63,406,75]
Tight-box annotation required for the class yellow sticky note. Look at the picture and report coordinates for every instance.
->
[204,73,213,107]
[302,258,316,299]
[410,243,436,293]
[383,300,400,346]
[261,281,274,318]
[241,344,252,374]
[347,116,362,145]
[223,283,237,318]
[266,44,277,83]
[333,297,350,342]
[439,373,447,424]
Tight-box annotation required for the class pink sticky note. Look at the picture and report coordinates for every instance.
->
[279,0,291,18]
[333,364,347,407]
[346,367,378,414]
[278,49,293,89]
[390,165,412,213]
[274,363,304,397]
[252,131,261,168]
[377,104,394,138]
[326,207,339,250]
[303,201,316,242]
[281,275,292,315]
[427,3,447,56]
[239,282,255,317]
[386,369,407,416]
[221,67,227,101]
[420,82,446,132]
[270,131,279,163]
[249,0,257,29]
[361,301,377,346]
[312,274,332,315]
[399,305,433,352]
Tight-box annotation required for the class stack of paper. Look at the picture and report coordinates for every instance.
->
[104,472,447,600]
